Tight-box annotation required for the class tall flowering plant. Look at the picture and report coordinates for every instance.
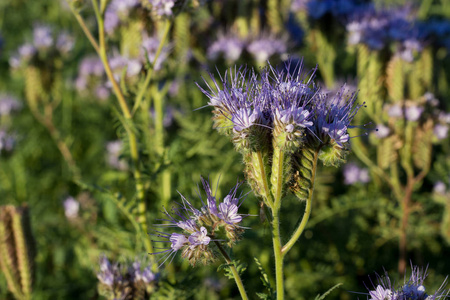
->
[193,60,363,298]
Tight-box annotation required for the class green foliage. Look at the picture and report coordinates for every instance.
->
[217,260,247,280]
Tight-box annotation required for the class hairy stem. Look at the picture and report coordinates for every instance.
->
[281,148,319,256]
[89,0,153,257]
[214,241,249,300]
[272,209,284,300]
[269,145,286,299]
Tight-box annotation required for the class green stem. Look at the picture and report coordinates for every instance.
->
[214,241,249,300]
[281,149,318,256]
[269,145,286,299]
[272,209,284,300]
[89,0,153,257]
[132,19,172,115]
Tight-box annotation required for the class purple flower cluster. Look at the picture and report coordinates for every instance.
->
[152,178,247,266]
[104,0,176,35]
[198,60,362,153]
[104,0,141,35]
[63,196,80,219]
[247,35,288,64]
[346,4,423,56]
[366,265,448,300]
[97,255,157,299]
[148,0,176,17]
[106,140,128,171]
[208,33,246,63]
[207,32,287,64]
[343,163,370,185]
[291,0,367,20]
[10,25,74,69]
[0,94,22,116]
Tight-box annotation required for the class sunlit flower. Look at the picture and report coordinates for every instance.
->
[152,178,247,266]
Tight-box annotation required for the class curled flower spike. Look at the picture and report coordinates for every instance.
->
[365,264,449,300]
[151,178,248,267]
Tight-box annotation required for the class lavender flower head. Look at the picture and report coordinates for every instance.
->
[346,4,418,50]
[365,265,449,300]
[33,25,53,50]
[104,0,141,35]
[247,35,287,64]
[0,94,22,116]
[387,104,403,118]
[198,60,362,159]
[433,124,448,140]
[152,178,247,266]
[208,33,246,63]
[433,181,446,195]
[375,124,390,139]
[140,33,170,71]
[97,255,158,299]
[148,0,176,16]
[405,105,424,122]
[63,196,80,219]
[292,0,366,20]
[106,140,128,171]
[343,163,370,185]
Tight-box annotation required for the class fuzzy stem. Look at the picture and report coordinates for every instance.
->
[272,209,284,300]
[89,0,153,257]
[132,19,172,115]
[270,145,286,299]
[214,241,249,300]
[281,149,319,256]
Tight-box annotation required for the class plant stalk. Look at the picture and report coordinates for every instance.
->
[214,241,249,300]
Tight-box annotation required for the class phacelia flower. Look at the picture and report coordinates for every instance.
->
[365,265,449,300]
[343,163,370,185]
[434,124,448,140]
[152,178,247,266]
[375,124,390,139]
[346,4,420,51]
[208,33,246,63]
[33,25,54,50]
[148,0,176,17]
[405,105,424,122]
[292,0,366,20]
[63,196,80,219]
[387,104,403,118]
[198,59,362,158]
[0,94,22,116]
[106,140,128,171]
[247,35,287,64]
[97,255,158,300]
[433,181,446,195]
